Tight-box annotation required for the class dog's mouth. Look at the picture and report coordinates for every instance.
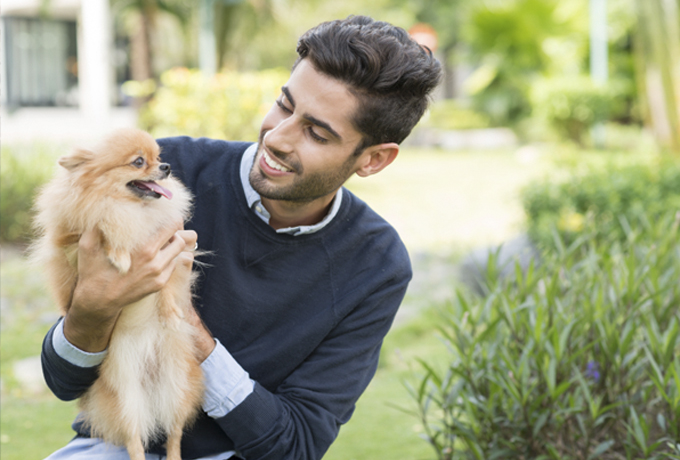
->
[127,180,173,200]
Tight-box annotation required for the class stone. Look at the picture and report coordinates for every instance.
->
[459,234,539,295]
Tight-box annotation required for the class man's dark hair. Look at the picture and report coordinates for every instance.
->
[296,15,442,154]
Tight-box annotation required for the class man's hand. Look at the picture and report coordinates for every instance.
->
[183,295,217,363]
[63,223,198,353]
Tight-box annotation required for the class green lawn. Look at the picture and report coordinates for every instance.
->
[0,146,550,459]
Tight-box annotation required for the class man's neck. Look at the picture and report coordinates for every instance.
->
[261,192,337,230]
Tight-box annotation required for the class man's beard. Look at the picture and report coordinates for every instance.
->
[249,139,357,204]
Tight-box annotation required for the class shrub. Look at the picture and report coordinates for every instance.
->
[0,145,60,244]
[531,76,628,146]
[407,211,680,460]
[521,158,680,249]
[139,67,289,141]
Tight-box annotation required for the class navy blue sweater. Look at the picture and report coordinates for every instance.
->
[41,137,412,459]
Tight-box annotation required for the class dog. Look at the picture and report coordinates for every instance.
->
[32,128,204,460]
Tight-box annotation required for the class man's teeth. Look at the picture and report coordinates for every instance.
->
[264,151,291,172]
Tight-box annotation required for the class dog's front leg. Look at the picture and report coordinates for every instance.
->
[125,435,146,460]
[165,425,184,460]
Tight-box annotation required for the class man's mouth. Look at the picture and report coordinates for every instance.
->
[127,180,173,200]
[262,150,292,173]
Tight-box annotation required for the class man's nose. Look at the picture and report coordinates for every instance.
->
[264,115,297,154]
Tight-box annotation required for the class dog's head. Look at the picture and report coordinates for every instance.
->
[58,128,173,200]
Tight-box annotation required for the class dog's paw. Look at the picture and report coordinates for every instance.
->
[107,247,131,274]
[160,313,183,331]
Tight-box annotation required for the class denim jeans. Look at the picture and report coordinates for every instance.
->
[44,437,237,460]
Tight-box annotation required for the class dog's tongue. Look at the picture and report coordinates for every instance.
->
[139,181,173,200]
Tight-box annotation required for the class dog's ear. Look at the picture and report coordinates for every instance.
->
[58,148,93,170]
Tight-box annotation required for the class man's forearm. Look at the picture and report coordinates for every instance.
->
[41,319,102,401]
[62,303,120,353]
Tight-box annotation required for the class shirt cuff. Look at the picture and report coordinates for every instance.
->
[201,338,255,418]
[52,318,108,368]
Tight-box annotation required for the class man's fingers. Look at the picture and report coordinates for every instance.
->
[154,218,185,252]
[158,232,189,262]
[78,228,102,252]
[177,230,198,252]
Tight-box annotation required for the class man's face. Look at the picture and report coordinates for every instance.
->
[249,59,365,203]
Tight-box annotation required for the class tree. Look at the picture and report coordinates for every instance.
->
[112,0,193,82]
[633,0,680,152]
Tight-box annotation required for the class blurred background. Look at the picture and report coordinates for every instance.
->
[1,0,680,459]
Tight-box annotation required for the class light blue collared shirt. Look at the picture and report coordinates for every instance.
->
[239,143,343,235]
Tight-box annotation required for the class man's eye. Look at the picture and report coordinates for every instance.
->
[308,127,328,144]
[132,157,145,168]
[276,99,292,114]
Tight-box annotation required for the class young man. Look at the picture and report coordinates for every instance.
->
[42,15,441,460]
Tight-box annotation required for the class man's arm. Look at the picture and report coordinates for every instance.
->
[41,225,197,399]
[195,276,409,460]
[64,225,195,352]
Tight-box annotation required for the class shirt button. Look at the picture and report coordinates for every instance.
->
[255,206,263,213]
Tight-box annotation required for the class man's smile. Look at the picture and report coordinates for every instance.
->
[261,148,293,173]
[263,150,292,173]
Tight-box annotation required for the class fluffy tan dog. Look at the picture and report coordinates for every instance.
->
[32,128,204,460]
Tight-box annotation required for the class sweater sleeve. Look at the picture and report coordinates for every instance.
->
[41,319,101,401]
[211,275,410,460]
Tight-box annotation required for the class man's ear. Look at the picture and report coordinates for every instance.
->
[355,143,399,178]
[58,148,93,170]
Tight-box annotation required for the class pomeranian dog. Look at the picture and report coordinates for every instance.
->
[32,128,203,460]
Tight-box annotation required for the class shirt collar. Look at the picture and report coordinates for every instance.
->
[239,143,343,236]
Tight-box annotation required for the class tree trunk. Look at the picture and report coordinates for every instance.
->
[130,12,153,82]
[635,0,680,152]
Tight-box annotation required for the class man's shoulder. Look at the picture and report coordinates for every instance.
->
[157,136,254,187]
[339,189,411,267]
[158,136,253,159]
[342,189,398,235]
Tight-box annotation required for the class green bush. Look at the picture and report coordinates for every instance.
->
[522,158,680,248]
[139,67,289,141]
[531,76,628,146]
[0,145,60,244]
[424,100,492,131]
[408,211,680,459]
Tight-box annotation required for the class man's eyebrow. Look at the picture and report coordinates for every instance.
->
[281,86,295,107]
[281,86,343,141]
[304,114,342,141]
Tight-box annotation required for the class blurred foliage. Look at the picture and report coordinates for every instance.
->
[139,67,289,140]
[409,210,680,459]
[633,0,680,152]
[460,0,576,125]
[522,157,680,249]
[109,0,653,144]
[0,145,60,244]
[111,0,194,80]
[530,75,630,146]
[422,100,491,131]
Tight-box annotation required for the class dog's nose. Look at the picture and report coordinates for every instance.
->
[159,163,171,177]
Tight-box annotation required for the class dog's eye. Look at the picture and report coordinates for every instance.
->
[132,157,145,168]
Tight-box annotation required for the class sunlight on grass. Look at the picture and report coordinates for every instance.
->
[345,146,551,254]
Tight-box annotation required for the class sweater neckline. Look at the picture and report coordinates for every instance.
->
[230,144,352,243]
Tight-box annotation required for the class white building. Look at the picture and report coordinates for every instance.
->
[1,0,136,144]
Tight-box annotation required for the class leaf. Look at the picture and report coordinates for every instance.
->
[588,439,615,459]
[663,318,679,368]
[533,411,550,437]
[556,319,576,362]
[552,380,572,400]
[657,412,666,431]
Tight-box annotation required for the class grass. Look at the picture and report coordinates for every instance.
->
[0,145,551,459]
[346,146,552,252]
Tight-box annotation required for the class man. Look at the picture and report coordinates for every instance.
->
[42,15,441,460]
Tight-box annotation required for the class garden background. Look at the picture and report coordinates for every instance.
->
[1,0,680,459]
